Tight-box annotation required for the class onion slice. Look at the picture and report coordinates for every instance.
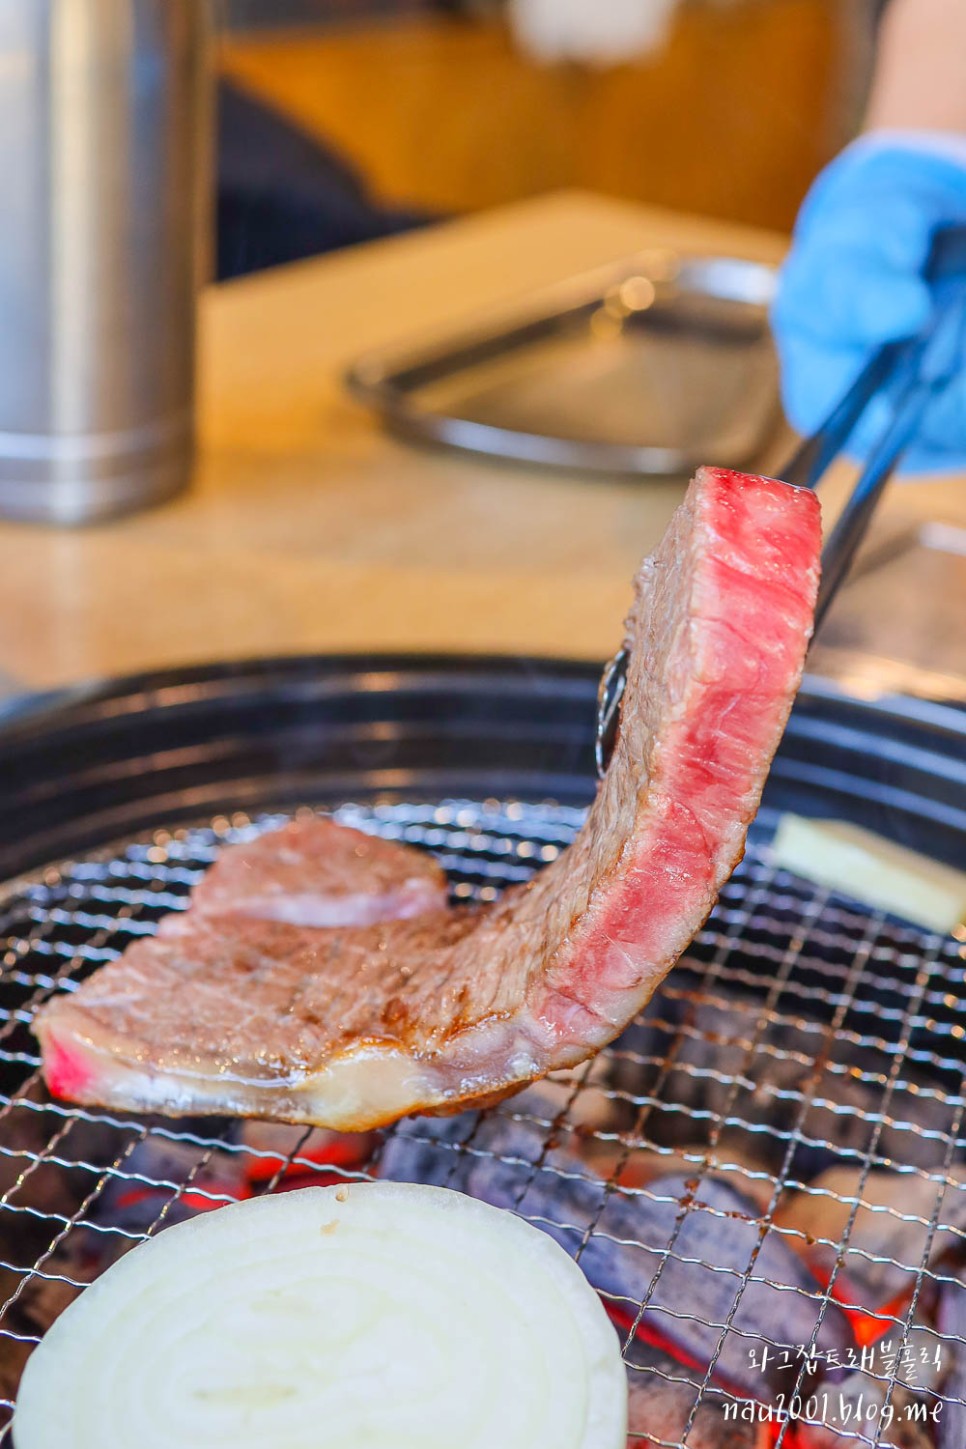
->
[14,1181,627,1449]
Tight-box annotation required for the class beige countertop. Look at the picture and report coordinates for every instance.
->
[0,190,962,702]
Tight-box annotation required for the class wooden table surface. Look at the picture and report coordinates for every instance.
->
[0,191,962,702]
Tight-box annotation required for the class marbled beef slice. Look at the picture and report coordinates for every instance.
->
[35,467,821,1130]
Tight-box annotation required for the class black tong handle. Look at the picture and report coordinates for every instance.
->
[594,226,966,778]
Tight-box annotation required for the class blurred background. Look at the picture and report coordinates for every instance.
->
[6,0,961,708]
[212,0,878,276]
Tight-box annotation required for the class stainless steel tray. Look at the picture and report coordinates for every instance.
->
[346,251,780,477]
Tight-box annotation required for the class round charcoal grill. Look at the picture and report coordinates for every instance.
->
[0,656,964,1447]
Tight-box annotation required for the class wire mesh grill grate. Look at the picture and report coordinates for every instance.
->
[0,798,963,1447]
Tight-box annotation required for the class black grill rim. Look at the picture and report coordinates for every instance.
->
[0,653,963,883]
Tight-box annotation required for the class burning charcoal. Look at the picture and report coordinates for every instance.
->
[90,1132,245,1234]
[874,1096,966,1185]
[775,1168,966,1308]
[614,997,869,1173]
[0,1130,246,1406]
[0,1085,126,1229]
[614,994,962,1180]
[937,1277,966,1449]
[624,1340,767,1447]
[876,1308,948,1397]
[534,1056,622,1134]
[380,1109,853,1395]
[609,1008,686,1109]
[238,1120,377,1190]
[583,1142,780,1217]
[0,1225,115,1405]
[0,1095,114,1404]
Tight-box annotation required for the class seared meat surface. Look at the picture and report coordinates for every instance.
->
[185,816,448,928]
[35,467,821,1129]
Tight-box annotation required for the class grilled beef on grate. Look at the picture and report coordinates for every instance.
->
[34,467,821,1131]
[172,816,449,929]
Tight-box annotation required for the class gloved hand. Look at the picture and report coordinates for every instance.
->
[771,135,966,472]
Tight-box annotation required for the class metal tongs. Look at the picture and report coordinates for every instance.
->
[596,226,966,777]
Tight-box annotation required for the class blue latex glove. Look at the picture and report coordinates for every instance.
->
[772,136,966,472]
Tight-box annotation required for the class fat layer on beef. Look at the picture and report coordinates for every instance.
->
[34,467,821,1131]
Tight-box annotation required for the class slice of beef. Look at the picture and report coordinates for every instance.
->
[34,467,821,1131]
[183,816,448,928]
